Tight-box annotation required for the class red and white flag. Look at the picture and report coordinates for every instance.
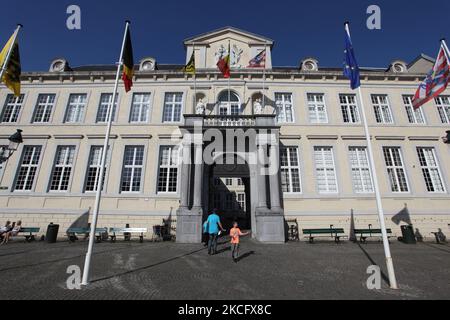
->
[412,45,450,109]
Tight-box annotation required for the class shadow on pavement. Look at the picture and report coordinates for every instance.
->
[236,250,255,262]
[355,242,390,286]
[419,242,450,254]
[90,246,207,284]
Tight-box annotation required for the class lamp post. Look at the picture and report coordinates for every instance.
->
[0,129,24,164]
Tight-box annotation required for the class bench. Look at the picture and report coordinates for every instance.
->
[18,227,40,242]
[66,227,108,243]
[303,226,346,243]
[354,225,393,243]
[109,228,147,243]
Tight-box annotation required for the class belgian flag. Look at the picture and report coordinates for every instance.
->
[122,26,134,92]
[0,32,21,96]
[217,42,230,78]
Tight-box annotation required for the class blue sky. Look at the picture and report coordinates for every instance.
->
[2,0,449,71]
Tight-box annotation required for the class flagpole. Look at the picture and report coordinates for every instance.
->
[228,40,231,112]
[193,42,197,110]
[345,22,398,290]
[82,20,131,286]
[441,38,450,61]
[0,24,22,81]
[262,42,267,112]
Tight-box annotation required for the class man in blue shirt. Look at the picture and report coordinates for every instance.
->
[203,209,225,255]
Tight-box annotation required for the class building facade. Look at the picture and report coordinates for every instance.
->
[0,27,449,242]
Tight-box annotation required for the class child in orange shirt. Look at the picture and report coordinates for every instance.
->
[230,221,250,263]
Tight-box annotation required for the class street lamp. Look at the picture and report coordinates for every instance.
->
[0,129,23,164]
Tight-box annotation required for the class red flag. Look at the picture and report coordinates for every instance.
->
[217,44,231,78]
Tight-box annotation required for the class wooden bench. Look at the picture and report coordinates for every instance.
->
[109,228,147,243]
[18,227,40,242]
[354,225,393,243]
[66,227,108,243]
[303,226,346,243]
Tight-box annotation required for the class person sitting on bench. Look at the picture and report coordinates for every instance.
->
[0,221,12,238]
[1,221,22,245]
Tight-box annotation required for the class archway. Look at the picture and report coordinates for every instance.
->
[217,90,241,115]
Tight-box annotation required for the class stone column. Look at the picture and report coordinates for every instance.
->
[269,144,282,213]
[179,141,191,209]
[192,135,203,209]
[256,143,268,210]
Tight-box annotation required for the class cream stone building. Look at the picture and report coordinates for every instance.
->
[0,27,449,242]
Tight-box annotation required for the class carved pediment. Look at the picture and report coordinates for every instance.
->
[184,27,273,70]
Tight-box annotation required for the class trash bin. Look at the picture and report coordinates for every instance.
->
[46,222,59,243]
[400,225,416,244]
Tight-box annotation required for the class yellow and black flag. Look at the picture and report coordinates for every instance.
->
[0,31,21,96]
[121,26,134,92]
[183,51,196,75]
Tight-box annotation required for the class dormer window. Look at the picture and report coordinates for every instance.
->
[49,58,69,72]
[301,58,318,71]
[391,60,407,73]
[139,57,156,71]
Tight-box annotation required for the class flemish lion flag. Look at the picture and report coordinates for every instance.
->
[217,43,231,78]
[183,51,196,75]
[122,27,134,92]
[0,32,21,96]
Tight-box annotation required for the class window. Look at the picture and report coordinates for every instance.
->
[96,93,118,123]
[435,96,450,124]
[130,93,151,123]
[280,147,301,193]
[225,193,234,210]
[84,146,109,192]
[314,146,338,193]
[121,146,145,193]
[417,147,445,193]
[237,192,246,211]
[339,94,360,123]
[157,146,179,193]
[1,94,24,123]
[218,91,241,115]
[348,147,374,193]
[14,146,42,191]
[163,93,183,122]
[403,95,425,124]
[213,193,221,209]
[307,93,328,123]
[65,94,87,123]
[32,94,55,123]
[49,146,75,191]
[237,178,244,186]
[275,93,294,123]
[372,95,393,124]
[225,178,233,186]
[383,147,409,193]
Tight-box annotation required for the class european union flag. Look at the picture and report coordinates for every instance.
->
[343,24,360,90]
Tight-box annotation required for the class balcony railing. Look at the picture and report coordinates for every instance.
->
[203,115,256,127]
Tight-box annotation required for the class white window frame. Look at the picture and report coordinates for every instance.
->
[162,92,183,123]
[1,94,24,123]
[120,145,145,193]
[64,94,87,123]
[280,146,302,193]
[84,146,109,193]
[236,192,246,212]
[383,147,410,193]
[130,93,151,123]
[314,146,338,194]
[157,146,179,194]
[348,146,374,194]
[339,94,360,124]
[14,145,42,192]
[217,91,241,116]
[371,94,394,124]
[274,93,294,123]
[435,96,450,124]
[307,93,328,124]
[96,93,118,123]
[49,146,76,192]
[32,94,55,124]
[417,147,446,193]
[403,95,425,124]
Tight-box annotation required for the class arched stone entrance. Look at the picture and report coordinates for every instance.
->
[176,114,285,244]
